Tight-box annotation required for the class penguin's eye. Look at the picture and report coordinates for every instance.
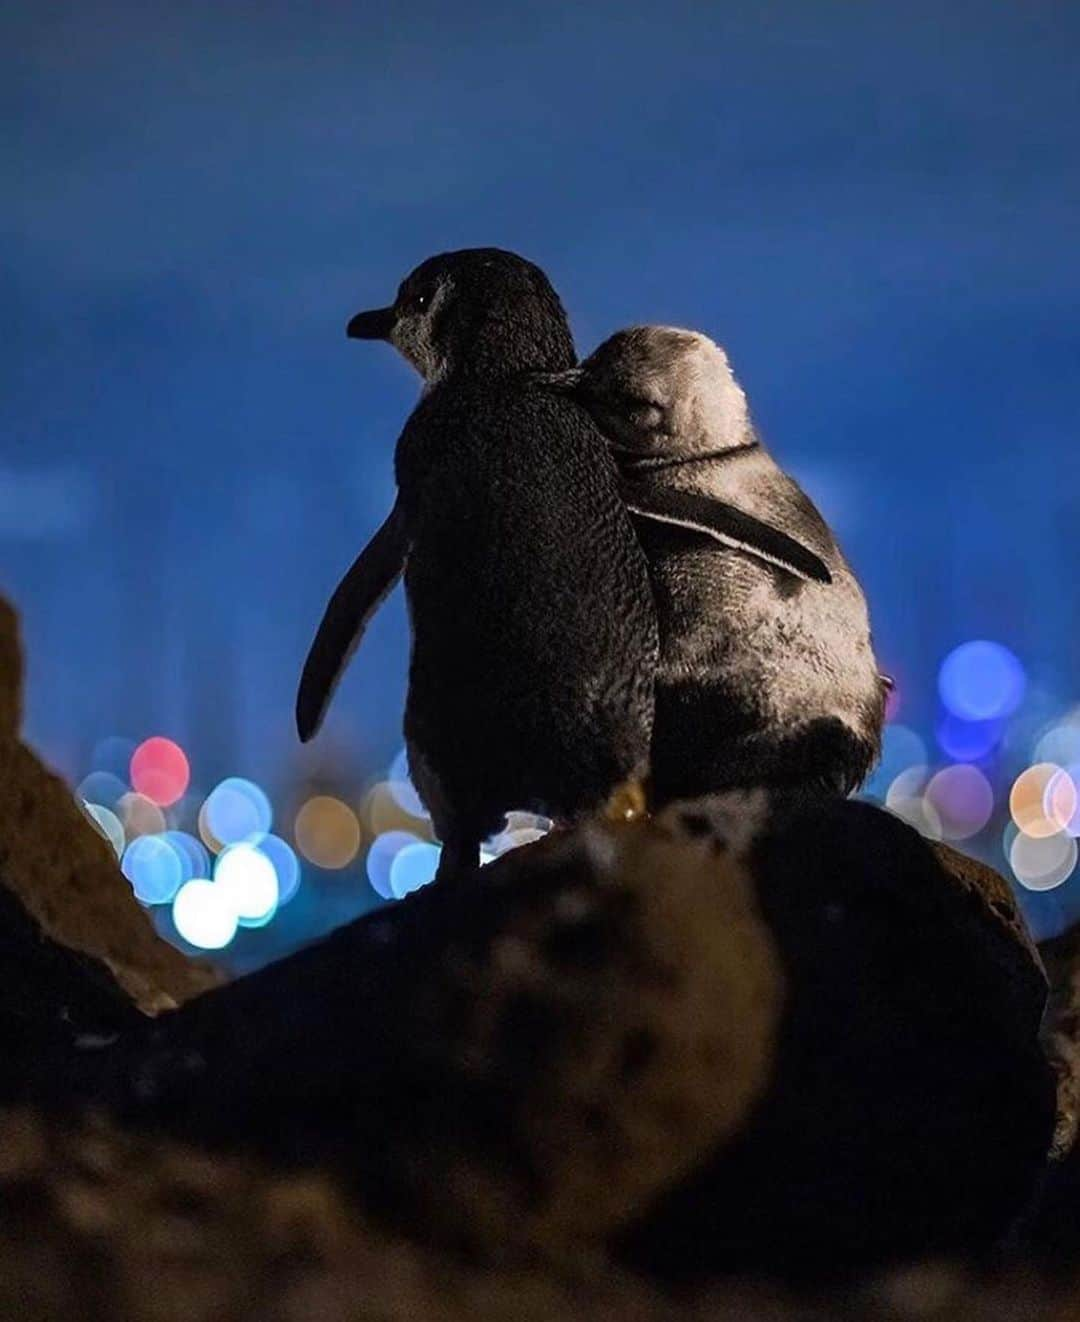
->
[408,286,435,313]
[624,395,666,428]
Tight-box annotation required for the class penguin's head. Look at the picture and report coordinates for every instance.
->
[346,248,575,382]
[547,326,750,458]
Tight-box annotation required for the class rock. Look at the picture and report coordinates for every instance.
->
[0,594,219,1105]
[1038,922,1080,1162]
[117,822,785,1261]
[0,597,21,741]
[0,585,1062,1295]
[1013,920,1080,1266]
[618,794,1056,1278]
[0,1108,693,1322]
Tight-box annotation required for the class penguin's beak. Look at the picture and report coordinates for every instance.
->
[346,307,396,340]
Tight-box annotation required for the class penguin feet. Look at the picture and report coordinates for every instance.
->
[434,836,481,885]
[602,779,649,825]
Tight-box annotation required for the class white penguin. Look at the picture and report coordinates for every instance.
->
[549,325,886,807]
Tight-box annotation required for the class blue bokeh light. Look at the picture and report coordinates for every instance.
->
[366,830,422,900]
[935,713,1004,763]
[203,777,272,846]
[214,843,279,926]
[91,735,136,781]
[938,641,1026,722]
[863,723,927,799]
[1035,721,1080,770]
[121,833,184,905]
[389,841,442,899]
[256,833,302,905]
[388,748,429,819]
[162,830,211,884]
[77,771,127,811]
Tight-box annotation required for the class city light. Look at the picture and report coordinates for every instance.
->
[255,833,302,905]
[172,878,239,951]
[924,765,995,842]
[202,777,273,848]
[295,795,361,869]
[63,629,1080,962]
[389,841,442,898]
[82,801,125,858]
[215,844,279,927]
[121,833,184,905]
[366,830,421,900]
[130,736,190,807]
[938,641,1026,722]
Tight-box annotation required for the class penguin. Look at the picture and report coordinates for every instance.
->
[543,324,886,807]
[298,249,658,879]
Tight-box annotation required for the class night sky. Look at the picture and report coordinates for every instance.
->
[3,3,1079,953]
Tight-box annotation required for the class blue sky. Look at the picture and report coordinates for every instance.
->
[3,0,1078,793]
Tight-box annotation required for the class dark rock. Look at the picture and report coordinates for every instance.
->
[1039,922,1080,1163]
[618,794,1055,1278]
[0,587,1063,1301]
[116,823,784,1260]
[0,596,218,1105]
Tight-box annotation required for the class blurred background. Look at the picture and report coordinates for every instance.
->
[3,1,1078,969]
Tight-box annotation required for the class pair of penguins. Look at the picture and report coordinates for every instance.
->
[296,248,886,880]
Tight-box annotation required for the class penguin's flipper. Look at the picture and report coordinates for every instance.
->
[623,487,832,585]
[296,499,409,742]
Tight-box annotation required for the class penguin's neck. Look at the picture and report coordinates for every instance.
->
[448,303,576,382]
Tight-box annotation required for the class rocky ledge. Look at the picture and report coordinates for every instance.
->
[0,591,1075,1320]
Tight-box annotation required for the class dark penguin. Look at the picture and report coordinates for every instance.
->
[298,250,657,877]
[549,324,885,806]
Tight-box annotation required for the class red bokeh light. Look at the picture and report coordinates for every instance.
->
[130,736,190,808]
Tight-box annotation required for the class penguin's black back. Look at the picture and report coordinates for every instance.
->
[397,376,656,837]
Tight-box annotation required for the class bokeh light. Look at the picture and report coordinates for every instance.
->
[366,830,422,899]
[1047,769,1079,832]
[1010,830,1078,892]
[130,736,190,807]
[202,777,272,848]
[885,765,930,808]
[1010,764,1073,839]
[389,841,442,899]
[886,793,943,840]
[388,748,429,819]
[938,641,1025,722]
[118,791,166,840]
[161,830,211,884]
[91,735,136,780]
[362,779,431,837]
[924,765,995,841]
[255,834,302,905]
[864,723,928,799]
[172,878,238,950]
[121,834,184,905]
[935,713,1004,763]
[82,802,125,858]
[1034,717,1080,769]
[215,843,279,927]
[295,795,361,869]
[77,771,127,812]
[66,629,1080,970]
